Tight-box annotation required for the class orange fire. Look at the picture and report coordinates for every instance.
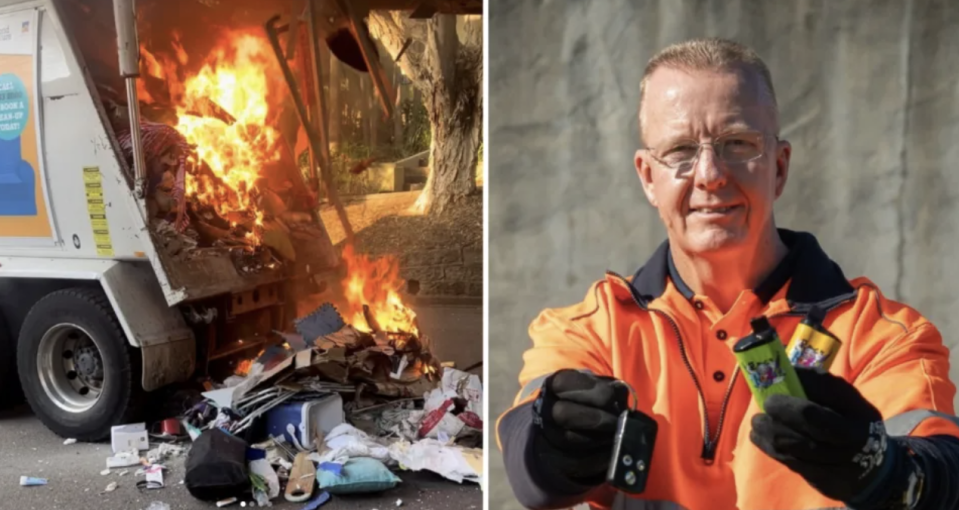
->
[138,30,285,243]
[341,245,419,336]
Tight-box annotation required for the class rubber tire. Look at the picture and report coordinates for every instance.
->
[17,287,142,441]
[0,309,23,409]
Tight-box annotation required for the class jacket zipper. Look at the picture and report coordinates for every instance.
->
[652,308,739,463]
[608,271,738,463]
[605,272,858,464]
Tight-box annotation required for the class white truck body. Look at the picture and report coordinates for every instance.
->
[0,1,196,392]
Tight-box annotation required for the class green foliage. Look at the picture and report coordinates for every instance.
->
[401,98,431,155]
[296,96,434,197]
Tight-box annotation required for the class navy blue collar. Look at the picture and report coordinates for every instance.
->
[632,229,856,312]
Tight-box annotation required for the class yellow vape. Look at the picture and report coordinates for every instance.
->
[786,306,842,371]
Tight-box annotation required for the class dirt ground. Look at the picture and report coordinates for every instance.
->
[319,190,483,257]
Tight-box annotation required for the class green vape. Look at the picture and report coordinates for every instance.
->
[733,316,806,411]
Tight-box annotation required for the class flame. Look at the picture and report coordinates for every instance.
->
[341,244,418,336]
[138,30,285,244]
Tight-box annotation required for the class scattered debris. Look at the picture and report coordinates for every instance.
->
[388,439,482,485]
[111,423,149,453]
[137,465,166,490]
[284,452,315,502]
[146,503,172,510]
[133,300,481,505]
[106,450,141,469]
[159,418,182,437]
[146,443,186,465]
[100,469,111,476]
[301,491,331,510]
[62,438,77,446]
[102,481,118,493]
[19,476,47,487]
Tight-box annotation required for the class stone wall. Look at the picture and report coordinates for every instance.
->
[401,243,483,298]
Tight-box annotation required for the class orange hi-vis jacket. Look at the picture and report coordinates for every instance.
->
[497,230,959,510]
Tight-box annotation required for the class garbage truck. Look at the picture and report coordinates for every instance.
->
[0,0,480,441]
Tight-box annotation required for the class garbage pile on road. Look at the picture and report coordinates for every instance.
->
[102,302,483,507]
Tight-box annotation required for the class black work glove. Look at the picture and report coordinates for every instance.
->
[751,367,914,508]
[531,369,631,483]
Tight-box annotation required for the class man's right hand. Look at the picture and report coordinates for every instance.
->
[532,369,632,483]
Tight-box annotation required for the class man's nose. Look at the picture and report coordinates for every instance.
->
[692,145,728,190]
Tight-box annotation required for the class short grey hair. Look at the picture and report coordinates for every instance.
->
[638,38,779,143]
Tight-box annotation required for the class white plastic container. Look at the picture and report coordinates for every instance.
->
[265,393,345,450]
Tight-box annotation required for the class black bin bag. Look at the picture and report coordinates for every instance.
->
[184,428,251,501]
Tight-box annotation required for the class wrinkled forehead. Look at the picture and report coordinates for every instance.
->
[641,66,777,147]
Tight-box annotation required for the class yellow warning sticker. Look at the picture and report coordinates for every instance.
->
[82,167,113,257]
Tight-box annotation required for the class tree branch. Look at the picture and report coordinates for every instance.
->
[368,11,428,90]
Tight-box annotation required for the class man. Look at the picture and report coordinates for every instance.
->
[497,38,959,510]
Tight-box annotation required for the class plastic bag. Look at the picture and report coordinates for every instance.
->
[184,429,251,501]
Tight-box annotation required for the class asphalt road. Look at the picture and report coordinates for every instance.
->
[0,404,482,510]
[0,304,484,510]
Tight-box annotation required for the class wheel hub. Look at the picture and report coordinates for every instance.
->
[75,346,103,380]
[36,324,104,413]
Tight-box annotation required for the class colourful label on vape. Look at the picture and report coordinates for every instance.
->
[743,356,788,391]
[735,334,806,411]
[786,323,841,370]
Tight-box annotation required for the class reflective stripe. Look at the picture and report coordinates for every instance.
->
[884,409,959,436]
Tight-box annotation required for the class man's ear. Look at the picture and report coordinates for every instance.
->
[774,140,791,199]
[635,149,658,208]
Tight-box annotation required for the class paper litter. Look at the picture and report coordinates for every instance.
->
[388,439,482,485]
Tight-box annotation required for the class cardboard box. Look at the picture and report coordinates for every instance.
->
[111,423,149,453]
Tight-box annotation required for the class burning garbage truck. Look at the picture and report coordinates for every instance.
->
[0,0,483,503]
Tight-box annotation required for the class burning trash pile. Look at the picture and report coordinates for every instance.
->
[170,301,483,506]
[140,248,484,505]
[111,29,334,274]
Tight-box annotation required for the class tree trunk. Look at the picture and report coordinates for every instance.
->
[329,51,342,154]
[424,94,480,213]
[368,12,482,216]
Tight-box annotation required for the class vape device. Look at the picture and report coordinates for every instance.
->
[606,409,658,494]
[786,305,842,370]
[733,316,806,411]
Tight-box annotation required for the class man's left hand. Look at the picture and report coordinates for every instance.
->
[750,367,898,505]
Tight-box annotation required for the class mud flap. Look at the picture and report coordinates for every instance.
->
[140,339,196,392]
[99,261,195,391]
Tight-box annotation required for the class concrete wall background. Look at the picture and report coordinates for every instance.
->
[488,0,959,508]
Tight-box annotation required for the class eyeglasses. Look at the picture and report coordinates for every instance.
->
[647,132,772,172]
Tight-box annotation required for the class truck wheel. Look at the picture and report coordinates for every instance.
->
[17,287,142,441]
[0,310,23,408]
